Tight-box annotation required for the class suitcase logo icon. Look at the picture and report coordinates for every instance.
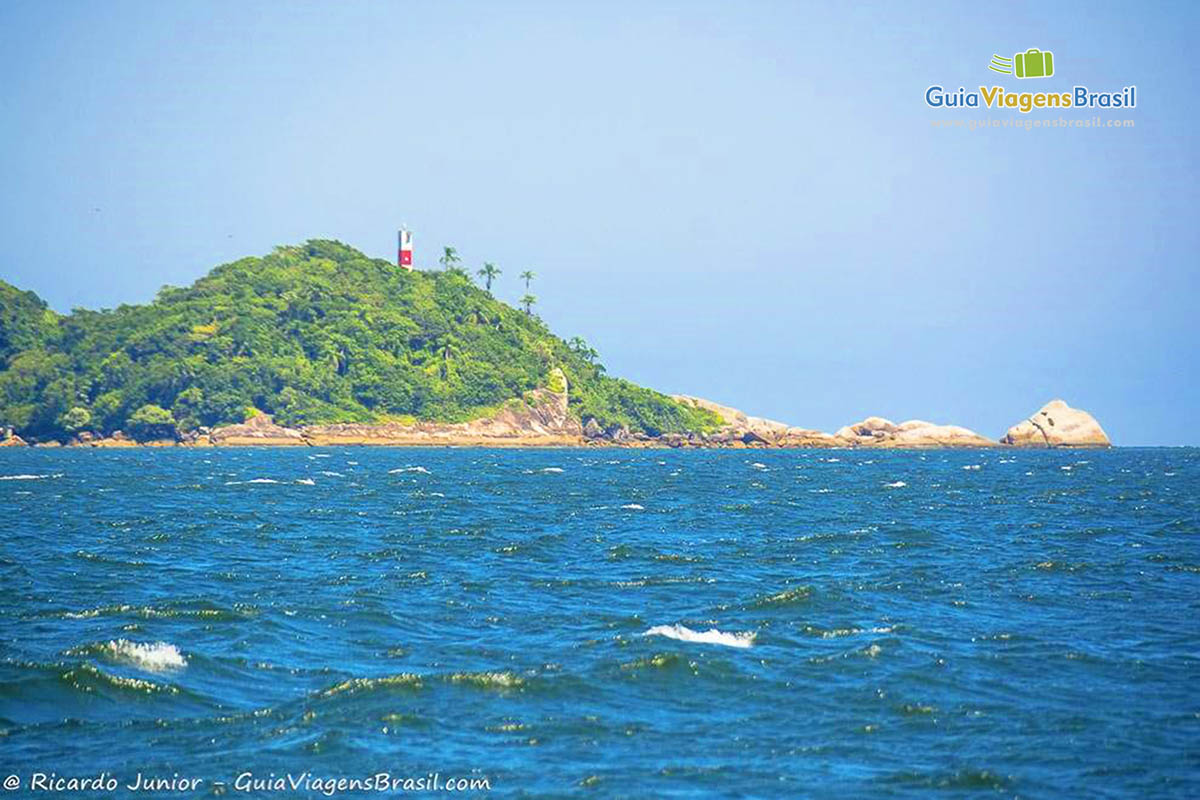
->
[989,48,1055,79]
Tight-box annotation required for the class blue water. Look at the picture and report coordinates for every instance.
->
[1,447,1198,798]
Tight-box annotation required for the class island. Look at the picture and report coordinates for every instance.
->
[0,240,1110,449]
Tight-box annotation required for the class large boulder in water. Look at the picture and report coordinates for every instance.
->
[834,416,995,448]
[1002,399,1110,447]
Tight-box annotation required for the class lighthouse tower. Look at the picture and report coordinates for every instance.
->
[397,228,413,270]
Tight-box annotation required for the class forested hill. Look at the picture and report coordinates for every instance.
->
[0,240,719,442]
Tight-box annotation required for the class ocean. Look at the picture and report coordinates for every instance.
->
[0,447,1197,798]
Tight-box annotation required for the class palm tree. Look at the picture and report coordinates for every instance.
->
[520,294,537,315]
[568,336,599,364]
[477,262,501,293]
[439,342,457,379]
[519,270,535,290]
[435,335,460,380]
[439,246,461,272]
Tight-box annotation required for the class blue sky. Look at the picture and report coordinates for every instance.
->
[1,1,1196,444]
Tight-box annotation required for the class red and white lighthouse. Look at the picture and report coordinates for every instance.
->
[397,228,413,270]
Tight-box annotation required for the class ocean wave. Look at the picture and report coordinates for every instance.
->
[643,624,755,649]
[621,503,645,510]
[319,471,344,477]
[750,586,812,607]
[70,639,186,671]
[59,603,248,621]
[885,481,907,488]
[73,550,146,567]
[621,652,687,670]
[540,467,564,473]
[388,466,430,474]
[295,478,316,485]
[804,625,894,639]
[60,663,179,695]
[318,673,424,698]
[224,478,279,485]
[0,473,62,481]
[445,671,526,689]
[315,670,526,699]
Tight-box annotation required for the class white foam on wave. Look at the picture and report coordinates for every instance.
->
[644,624,755,649]
[102,639,187,671]
[0,473,62,481]
[224,478,279,485]
[885,481,907,488]
[320,471,344,477]
[389,466,430,474]
[621,503,645,510]
[962,465,982,471]
[750,462,767,470]
[295,478,316,485]
[540,467,564,473]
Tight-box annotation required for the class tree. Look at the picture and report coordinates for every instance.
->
[519,270,535,290]
[126,404,177,441]
[437,337,460,380]
[439,246,462,273]
[476,262,501,293]
[520,294,537,315]
[568,336,599,364]
[58,406,92,433]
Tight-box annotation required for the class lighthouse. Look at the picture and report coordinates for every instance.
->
[397,228,413,270]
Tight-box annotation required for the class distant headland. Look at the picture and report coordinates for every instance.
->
[0,239,1110,450]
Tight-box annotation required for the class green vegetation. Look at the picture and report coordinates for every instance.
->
[0,240,720,442]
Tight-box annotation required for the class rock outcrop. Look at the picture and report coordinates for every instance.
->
[78,430,140,448]
[672,395,792,440]
[209,412,308,446]
[834,417,996,448]
[1001,399,1111,447]
[671,395,844,446]
[213,368,584,447]
[0,430,25,447]
[669,396,996,448]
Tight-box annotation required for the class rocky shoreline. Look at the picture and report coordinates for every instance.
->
[0,379,1112,450]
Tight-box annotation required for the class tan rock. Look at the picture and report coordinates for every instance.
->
[1002,399,1110,447]
[890,423,996,448]
[0,433,26,447]
[835,416,995,448]
[88,431,139,448]
[303,367,583,447]
[211,412,307,446]
[781,427,844,447]
[671,394,792,443]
